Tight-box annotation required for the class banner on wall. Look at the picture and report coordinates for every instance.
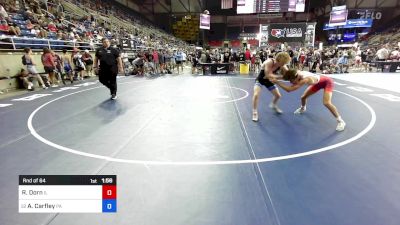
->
[305,23,316,47]
[267,23,307,43]
[200,14,210,30]
[259,23,315,46]
[323,19,373,30]
[248,39,259,46]
[259,24,269,47]
[349,9,382,20]
[208,40,224,47]
[230,40,242,48]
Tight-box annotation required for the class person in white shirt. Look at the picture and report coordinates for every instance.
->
[0,4,8,18]
[376,45,389,61]
[181,51,187,65]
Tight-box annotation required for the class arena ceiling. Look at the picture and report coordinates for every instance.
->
[121,0,400,28]
[128,0,203,14]
[128,0,400,15]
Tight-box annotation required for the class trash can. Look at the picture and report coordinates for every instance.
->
[240,63,249,75]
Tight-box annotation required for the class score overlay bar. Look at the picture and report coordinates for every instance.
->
[19,175,117,213]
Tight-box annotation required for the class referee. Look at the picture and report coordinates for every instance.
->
[94,38,123,100]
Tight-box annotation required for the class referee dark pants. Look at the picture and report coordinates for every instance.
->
[99,68,117,95]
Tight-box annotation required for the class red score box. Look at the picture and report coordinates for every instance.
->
[102,185,117,199]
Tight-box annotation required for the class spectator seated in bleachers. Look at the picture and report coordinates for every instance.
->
[390,47,400,61]
[0,4,9,18]
[0,18,21,36]
[1,0,193,79]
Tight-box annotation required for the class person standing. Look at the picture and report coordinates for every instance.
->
[41,47,58,87]
[62,49,74,83]
[175,49,183,74]
[252,52,291,122]
[152,49,159,74]
[94,38,123,100]
[22,47,48,89]
[71,48,85,80]
[82,50,94,77]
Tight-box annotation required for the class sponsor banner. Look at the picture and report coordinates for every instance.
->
[259,24,269,47]
[349,9,383,20]
[305,23,316,47]
[211,64,229,74]
[323,19,373,30]
[342,18,373,28]
[268,23,306,43]
[200,14,210,30]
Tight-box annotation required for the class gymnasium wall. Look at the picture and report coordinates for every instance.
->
[0,51,95,91]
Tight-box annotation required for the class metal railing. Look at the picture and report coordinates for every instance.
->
[0,35,102,51]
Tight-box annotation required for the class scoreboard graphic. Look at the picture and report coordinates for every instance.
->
[19,175,117,213]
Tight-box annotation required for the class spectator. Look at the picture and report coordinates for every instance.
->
[21,47,48,89]
[175,49,183,74]
[71,48,85,80]
[56,30,63,39]
[0,4,9,18]
[245,48,251,61]
[354,53,362,70]
[82,50,93,77]
[48,21,57,32]
[26,20,34,30]
[182,50,187,65]
[52,50,65,85]
[19,69,35,91]
[41,47,58,87]
[62,49,74,83]
[375,45,390,71]
[390,47,399,61]
[31,25,40,36]
[159,50,165,74]
[337,51,349,73]
[152,49,159,73]
[376,45,389,61]
[0,19,21,36]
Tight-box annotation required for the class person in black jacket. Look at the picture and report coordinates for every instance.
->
[94,38,123,100]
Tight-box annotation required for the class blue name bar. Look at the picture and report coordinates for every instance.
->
[323,19,373,30]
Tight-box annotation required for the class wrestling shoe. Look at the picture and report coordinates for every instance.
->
[252,111,259,122]
[294,106,306,114]
[336,120,346,131]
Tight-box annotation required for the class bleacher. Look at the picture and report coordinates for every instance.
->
[365,15,400,46]
[0,0,192,92]
[1,0,190,51]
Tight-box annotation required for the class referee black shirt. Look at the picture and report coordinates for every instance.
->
[95,46,120,73]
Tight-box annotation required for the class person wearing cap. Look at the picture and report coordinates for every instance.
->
[94,38,123,100]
